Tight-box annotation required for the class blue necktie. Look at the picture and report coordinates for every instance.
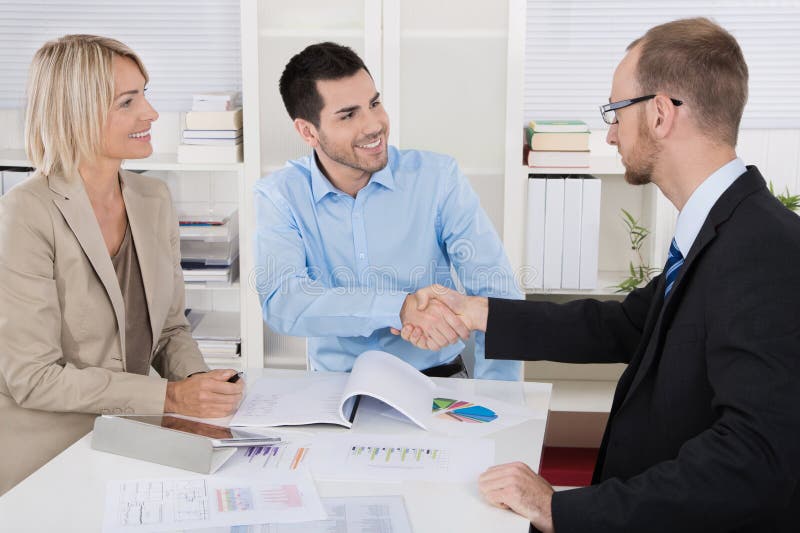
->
[664,238,684,297]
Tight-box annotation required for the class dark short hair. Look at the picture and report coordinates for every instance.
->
[628,17,748,146]
[279,42,369,127]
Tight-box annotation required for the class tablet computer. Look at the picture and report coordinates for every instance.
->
[119,415,281,448]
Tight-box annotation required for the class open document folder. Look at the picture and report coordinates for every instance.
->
[230,350,436,429]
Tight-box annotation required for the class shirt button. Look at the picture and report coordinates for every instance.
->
[359,253,365,259]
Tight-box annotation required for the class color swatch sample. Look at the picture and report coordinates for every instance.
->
[432,398,498,423]
[216,487,253,512]
[259,484,303,509]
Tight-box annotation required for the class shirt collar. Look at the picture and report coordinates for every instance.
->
[309,149,396,204]
[673,157,746,256]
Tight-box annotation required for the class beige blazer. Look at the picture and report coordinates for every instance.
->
[0,169,208,495]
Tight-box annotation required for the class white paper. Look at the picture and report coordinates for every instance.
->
[341,350,435,430]
[427,384,546,438]
[308,433,494,483]
[230,351,436,430]
[102,474,325,532]
[379,384,546,439]
[183,495,411,533]
[216,441,313,476]
[230,373,349,427]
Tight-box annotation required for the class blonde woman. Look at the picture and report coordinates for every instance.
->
[0,35,244,494]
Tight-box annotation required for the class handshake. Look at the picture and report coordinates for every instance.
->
[390,284,489,351]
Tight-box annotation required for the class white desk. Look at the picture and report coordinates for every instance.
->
[0,368,551,532]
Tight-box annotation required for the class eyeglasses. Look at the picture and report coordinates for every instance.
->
[599,95,683,125]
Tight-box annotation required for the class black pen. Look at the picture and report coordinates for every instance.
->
[227,372,243,383]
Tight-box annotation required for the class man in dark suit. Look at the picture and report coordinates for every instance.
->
[399,17,800,532]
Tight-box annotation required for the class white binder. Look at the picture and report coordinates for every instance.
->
[525,177,547,289]
[543,178,565,289]
[561,177,583,289]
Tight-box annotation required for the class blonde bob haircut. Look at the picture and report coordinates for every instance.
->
[24,34,148,178]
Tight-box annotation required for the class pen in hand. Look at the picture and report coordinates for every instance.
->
[227,372,243,383]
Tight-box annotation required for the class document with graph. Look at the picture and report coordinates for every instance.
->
[230,350,435,430]
[101,473,325,532]
[216,440,313,477]
[181,495,412,533]
[307,432,495,483]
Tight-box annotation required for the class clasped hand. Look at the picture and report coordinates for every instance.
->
[391,284,480,351]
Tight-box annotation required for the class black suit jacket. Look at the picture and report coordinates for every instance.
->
[486,167,800,532]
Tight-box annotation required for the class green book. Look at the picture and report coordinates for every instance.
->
[529,119,589,133]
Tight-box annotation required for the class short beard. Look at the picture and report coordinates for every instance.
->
[317,130,388,176]
[624,111,660,186]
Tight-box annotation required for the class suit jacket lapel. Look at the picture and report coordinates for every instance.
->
[619,166,767,406]
[49,173,127,361]
[120,170,162,355]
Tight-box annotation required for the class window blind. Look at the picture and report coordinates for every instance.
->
[524,0,800,128]
[0,0,241,111]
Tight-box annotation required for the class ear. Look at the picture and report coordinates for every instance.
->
[651,94,677,140]
[293,118,319,148]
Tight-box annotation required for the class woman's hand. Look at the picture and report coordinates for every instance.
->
[164,369,244,418]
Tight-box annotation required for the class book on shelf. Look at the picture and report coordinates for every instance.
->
[528,150,590,168]
[192,91,242,112]
[185,107,243,130]
[229,350,435,430]
[529,119,589,133]
[183,128,243,140]
[525,126,590,151]
[182,135,243,146]
[177,142,243,163]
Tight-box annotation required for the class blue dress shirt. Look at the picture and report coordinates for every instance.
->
[673,158,746,257]
[253,146,522,380]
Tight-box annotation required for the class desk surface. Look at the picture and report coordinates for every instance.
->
[0,368,551,533]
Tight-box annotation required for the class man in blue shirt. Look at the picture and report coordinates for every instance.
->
[253,42,521,380]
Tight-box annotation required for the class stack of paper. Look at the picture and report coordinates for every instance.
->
[180,210,239,285]
[187,310,241,358]
[179,91,243,163]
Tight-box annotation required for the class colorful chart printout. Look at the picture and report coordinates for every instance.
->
[432,398,498,423]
